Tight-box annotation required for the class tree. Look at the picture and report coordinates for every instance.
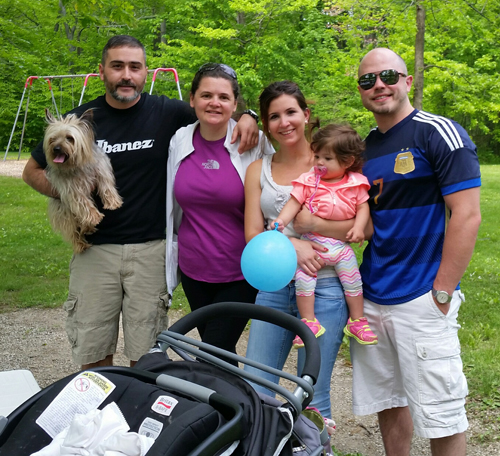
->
[413,0,425,110]
[325,0,500,157]
[1,0,499,159]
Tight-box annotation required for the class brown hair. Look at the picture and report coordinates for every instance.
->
[310,123,365,173]
[101,35,146,65]
[190,64,240,100]
[259,81,309,142]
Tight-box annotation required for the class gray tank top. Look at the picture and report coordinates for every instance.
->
[260,154,297,237]
[259,155,336,279]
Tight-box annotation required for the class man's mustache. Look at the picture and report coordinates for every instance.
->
[117,80,137,88]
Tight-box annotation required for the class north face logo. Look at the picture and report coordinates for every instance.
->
[202,159,220,169]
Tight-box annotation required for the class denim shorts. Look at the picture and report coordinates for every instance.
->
[64,240,169,365]
[351,290,468,439]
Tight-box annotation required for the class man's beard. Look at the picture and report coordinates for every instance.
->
[104,77,144,103]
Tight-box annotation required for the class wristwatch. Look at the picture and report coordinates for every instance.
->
[242,109,259,123]
[432,288,452,304]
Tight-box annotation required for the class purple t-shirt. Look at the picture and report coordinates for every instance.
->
[174,128,246,283]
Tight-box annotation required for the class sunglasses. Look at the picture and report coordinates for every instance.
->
[197,63,237,80]
[358,69,406,90]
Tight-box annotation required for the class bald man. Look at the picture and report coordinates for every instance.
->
[351,48,481,456]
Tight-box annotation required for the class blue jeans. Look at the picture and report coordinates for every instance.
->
[244,277,348,418]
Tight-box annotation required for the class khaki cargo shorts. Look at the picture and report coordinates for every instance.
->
[64,240,169,365]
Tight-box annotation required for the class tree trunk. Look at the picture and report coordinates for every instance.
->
[413,1,425,110]
[161,19,166,45]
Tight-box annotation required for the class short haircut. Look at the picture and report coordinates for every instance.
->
[310,123,366,173]
[101,35,146,66]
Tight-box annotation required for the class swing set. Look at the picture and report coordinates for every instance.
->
[3,68,182,161]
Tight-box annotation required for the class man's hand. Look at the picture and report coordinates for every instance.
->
[432,295,451,316]
[231,114,259,153]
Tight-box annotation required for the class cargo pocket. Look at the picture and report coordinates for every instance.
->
[155,290,170,336]
[63,295,78,348]
[416,335,468,405]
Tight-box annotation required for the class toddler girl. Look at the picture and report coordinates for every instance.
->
[273,123,377,348]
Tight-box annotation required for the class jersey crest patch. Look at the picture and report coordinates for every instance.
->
[394,151,415,175]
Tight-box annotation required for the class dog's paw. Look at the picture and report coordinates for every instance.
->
[87,209,104,226]
[74,240,91,254]
[103,196,123,211]
[102,192,123,210]
[84,225,98,235]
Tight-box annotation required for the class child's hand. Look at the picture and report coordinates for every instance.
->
[346,227,365,247]
[271,218,285,232]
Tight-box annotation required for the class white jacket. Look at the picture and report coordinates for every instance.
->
[166,118,274,298]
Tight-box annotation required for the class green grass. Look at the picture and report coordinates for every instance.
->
[459,165,500,416]
[1,166,499,446]
[2,152,31,161]
[0,176,72,310]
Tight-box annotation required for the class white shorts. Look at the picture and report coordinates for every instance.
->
[351,290,469,439]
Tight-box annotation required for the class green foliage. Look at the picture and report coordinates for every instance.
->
[1,0,500,159]
[329,0,500,157]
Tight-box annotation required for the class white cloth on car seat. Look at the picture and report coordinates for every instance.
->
[31,402,154,456]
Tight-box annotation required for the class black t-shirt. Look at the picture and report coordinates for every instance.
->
[32,93,196,244]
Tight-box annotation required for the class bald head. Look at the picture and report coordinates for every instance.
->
[358,48,408,77]
[357,48,414,132]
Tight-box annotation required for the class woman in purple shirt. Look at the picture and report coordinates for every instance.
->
[166,64,274,363]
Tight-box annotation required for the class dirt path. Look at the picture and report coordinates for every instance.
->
[0,158,28,178]
[1,161,498,455]
[1,308,498,456]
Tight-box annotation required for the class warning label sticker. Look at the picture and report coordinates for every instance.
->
[35,371,116,438]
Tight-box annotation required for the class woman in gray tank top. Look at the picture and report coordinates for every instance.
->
[243,81,354,436]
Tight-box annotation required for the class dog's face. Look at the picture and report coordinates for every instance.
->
[43,110,97,169]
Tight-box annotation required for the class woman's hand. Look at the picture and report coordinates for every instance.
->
[290,238,327,277]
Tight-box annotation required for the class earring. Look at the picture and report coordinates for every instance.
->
[305,120,308,124]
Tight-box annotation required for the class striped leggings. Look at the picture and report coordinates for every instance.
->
[295,232,363,298]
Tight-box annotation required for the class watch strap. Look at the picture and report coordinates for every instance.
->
[432,288,452,304]
[242,109,259,123]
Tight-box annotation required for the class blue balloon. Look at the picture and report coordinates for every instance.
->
[241,228,297,292]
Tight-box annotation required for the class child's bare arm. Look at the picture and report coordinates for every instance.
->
[272,197,302,231]
[346,202,371,245]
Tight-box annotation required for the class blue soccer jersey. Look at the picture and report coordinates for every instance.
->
[360,109,481,305]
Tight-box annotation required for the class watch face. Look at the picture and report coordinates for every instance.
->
[436,291,449,303]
